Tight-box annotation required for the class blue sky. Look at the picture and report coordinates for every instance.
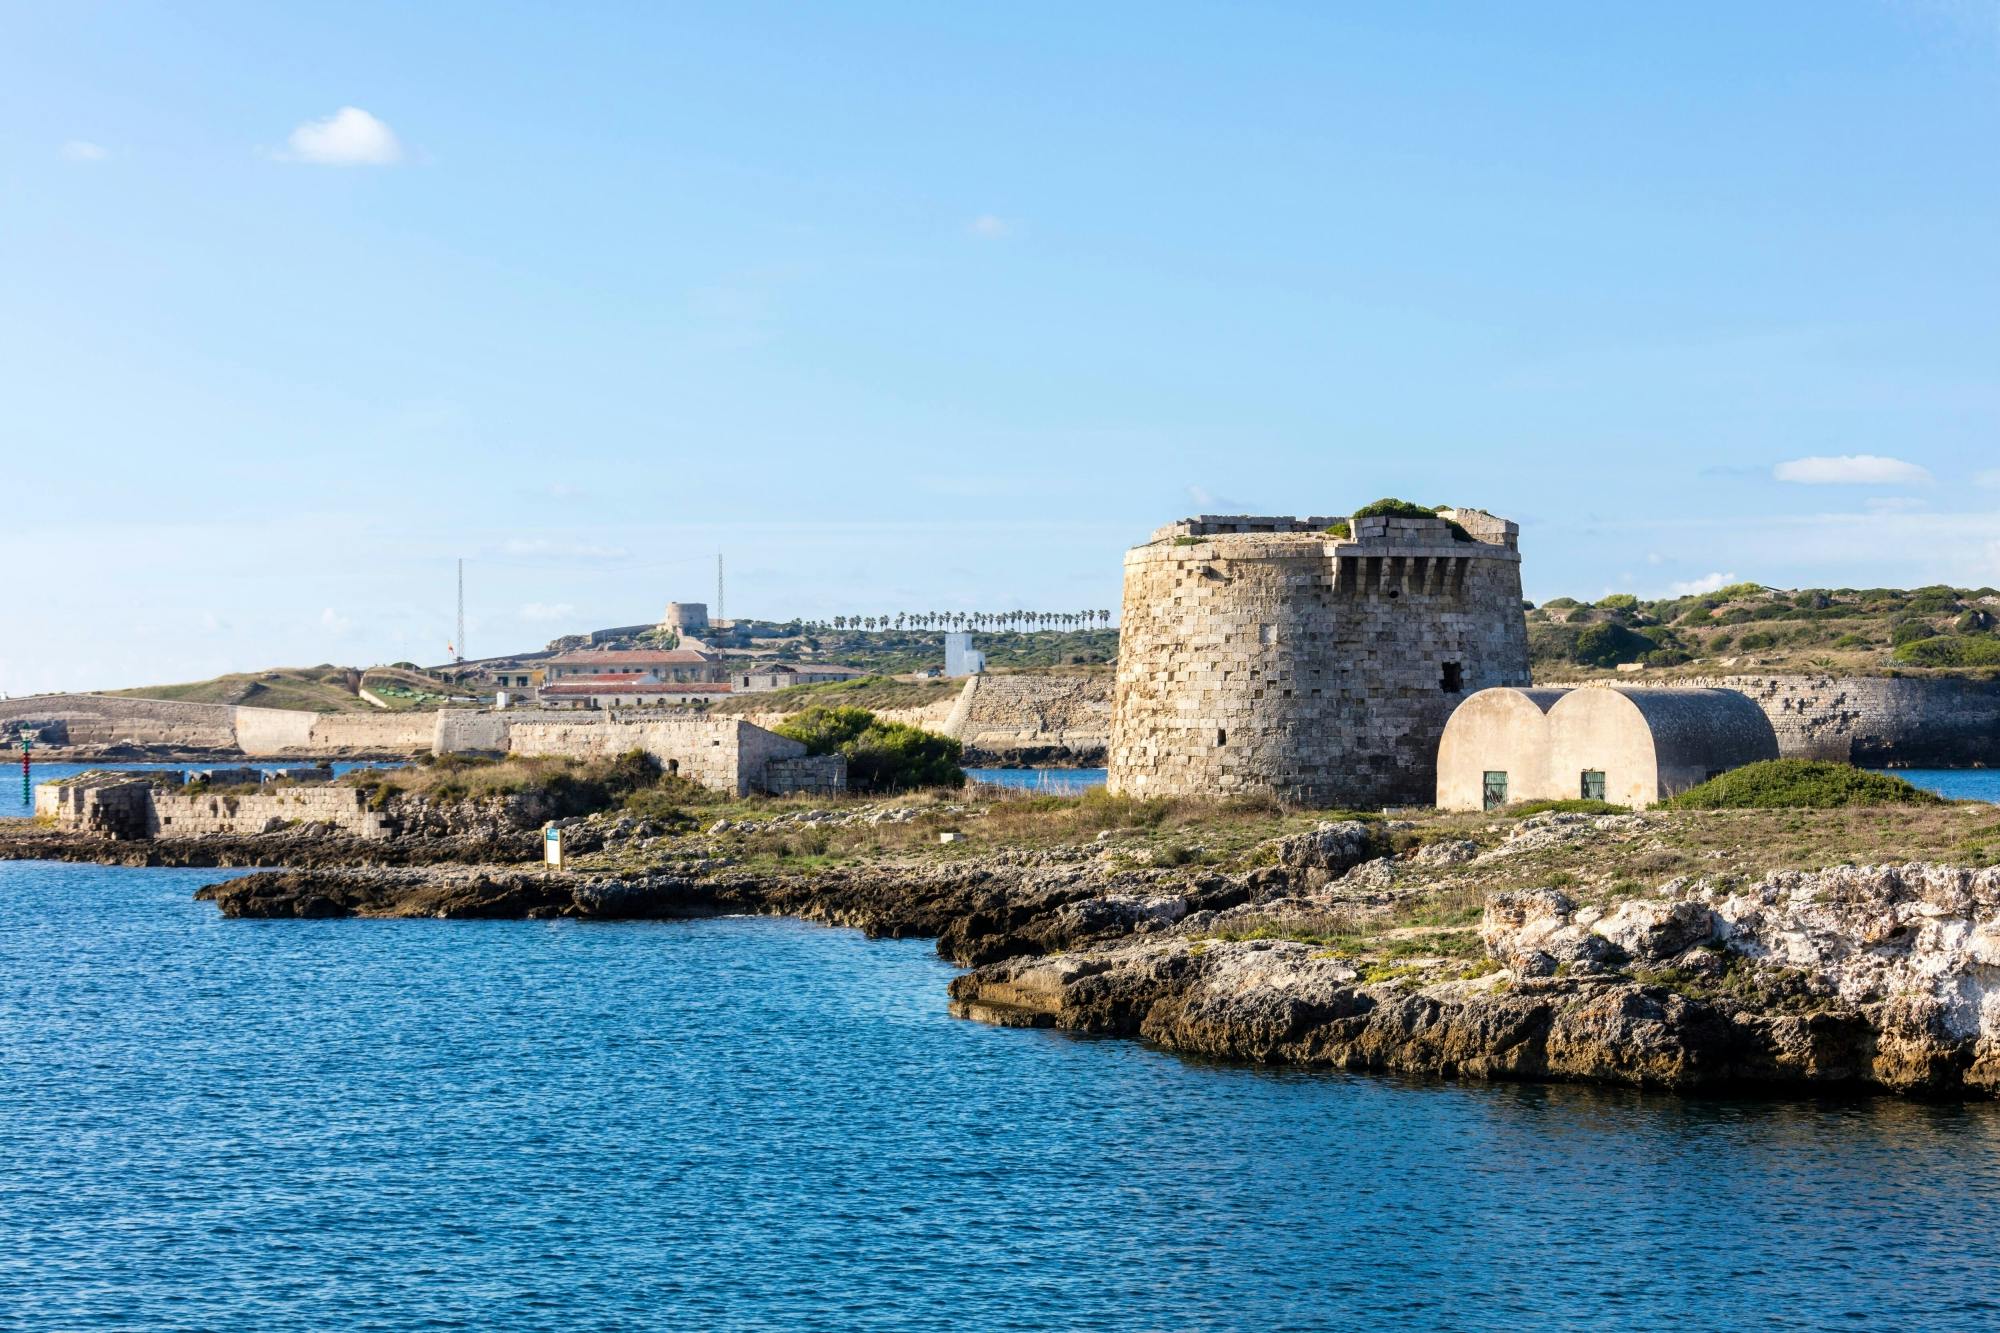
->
[4,1,1998,693]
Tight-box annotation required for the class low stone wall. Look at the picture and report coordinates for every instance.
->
[498,714,813,796]
[151,788,393,839]
[37,775,391,839]
[764,754,849,796]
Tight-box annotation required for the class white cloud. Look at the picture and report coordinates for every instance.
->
[968,214,1016,238]
[518,602,576,623]
[1976,469,2000,490]
[1772,454,1933,486]
[283,107,404,166]
[1668,571,1739,596]
[60,140,107,162]
[320,607,353,635]
[1865,495,1928,514]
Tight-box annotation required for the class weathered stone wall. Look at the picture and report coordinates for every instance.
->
[432,710,518,754]
[0,695,238,748]
[498,714,812,796]
[233,707,317,753]
[34,775,164,835]
[1692,675,2000,767]
[0,695,437,756]
[304,711,438,754]
[1110,510,1531,807]
[38,776,391,839]
[763,754,849,795]
[235,707,436,755]
[149,788,394,838]
[944,674,1111,763]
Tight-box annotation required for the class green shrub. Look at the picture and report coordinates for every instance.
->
[1667,760,1942,810]
[1890,619,1936,647]
[1573,622,1655,667]
[619,786,704,831]
[1904,588,1963,617]
[776,705,964,791]
[1893,635,2000,668]
[1322,520,1352,539]
[1735,630,1779,651]
[774,705,876,753]
[1543,597,1581,609]
[1506,798,1631,817]
[1596,593,1638,612]
[1713,582,1767,601]
[1832,633,1871,649]
[1350,498,1471,541]
[1957,609,1996,634]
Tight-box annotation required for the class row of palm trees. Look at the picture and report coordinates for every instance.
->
[809,610,1113,634]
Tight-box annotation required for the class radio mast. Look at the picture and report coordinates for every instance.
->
[456,559,465,664]
[716,552,725,622]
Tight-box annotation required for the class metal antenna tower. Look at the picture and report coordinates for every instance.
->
[456,559,465,663]
[716,552,725,622]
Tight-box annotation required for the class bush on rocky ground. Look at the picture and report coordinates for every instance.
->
[774,705,965,792]
[1504,798,1631,818]
[349,749,675,817]
[1666,760,1941,810]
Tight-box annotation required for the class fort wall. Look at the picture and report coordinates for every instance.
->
[0,695,239,749]
[37,775,391,839]
[1694,675,2000,767]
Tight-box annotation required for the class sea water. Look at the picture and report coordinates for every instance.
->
[2,858,1997,1331]
[969,767,2000,804]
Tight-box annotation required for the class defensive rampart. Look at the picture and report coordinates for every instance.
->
[942,674,1111,763]
[36,774,392,839]
[1692,675,2000,767]
[474,713,834,797]
[0,695,239,748]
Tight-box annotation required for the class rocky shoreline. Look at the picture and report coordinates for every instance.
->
[8,794,2000,1098]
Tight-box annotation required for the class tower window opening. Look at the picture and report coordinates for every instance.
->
[1441,662,1464,692]
[1216,728,1227,747]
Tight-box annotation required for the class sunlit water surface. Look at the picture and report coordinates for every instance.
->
[3,859,1999,1331]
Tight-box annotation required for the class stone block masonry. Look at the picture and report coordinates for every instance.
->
[940,674,1111,763]
[1109,509,1532,807]
[39,774,392,840]
[494,714,822,797]
[1691,675,2000,768]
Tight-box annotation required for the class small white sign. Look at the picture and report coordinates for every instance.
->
[544,823,563,868]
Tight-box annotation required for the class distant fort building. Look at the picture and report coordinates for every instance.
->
[664,601,710,636]
[1108,508,1531,808]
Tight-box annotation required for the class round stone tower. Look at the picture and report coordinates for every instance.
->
[664,602,709,635]
[1107,508,1530,808]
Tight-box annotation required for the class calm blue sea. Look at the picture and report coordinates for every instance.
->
[1886,768,2000,802]
[972,766,2000,803]
[1,761,388,820]
[965,766,1108,794]
[3,859,1999,1331]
